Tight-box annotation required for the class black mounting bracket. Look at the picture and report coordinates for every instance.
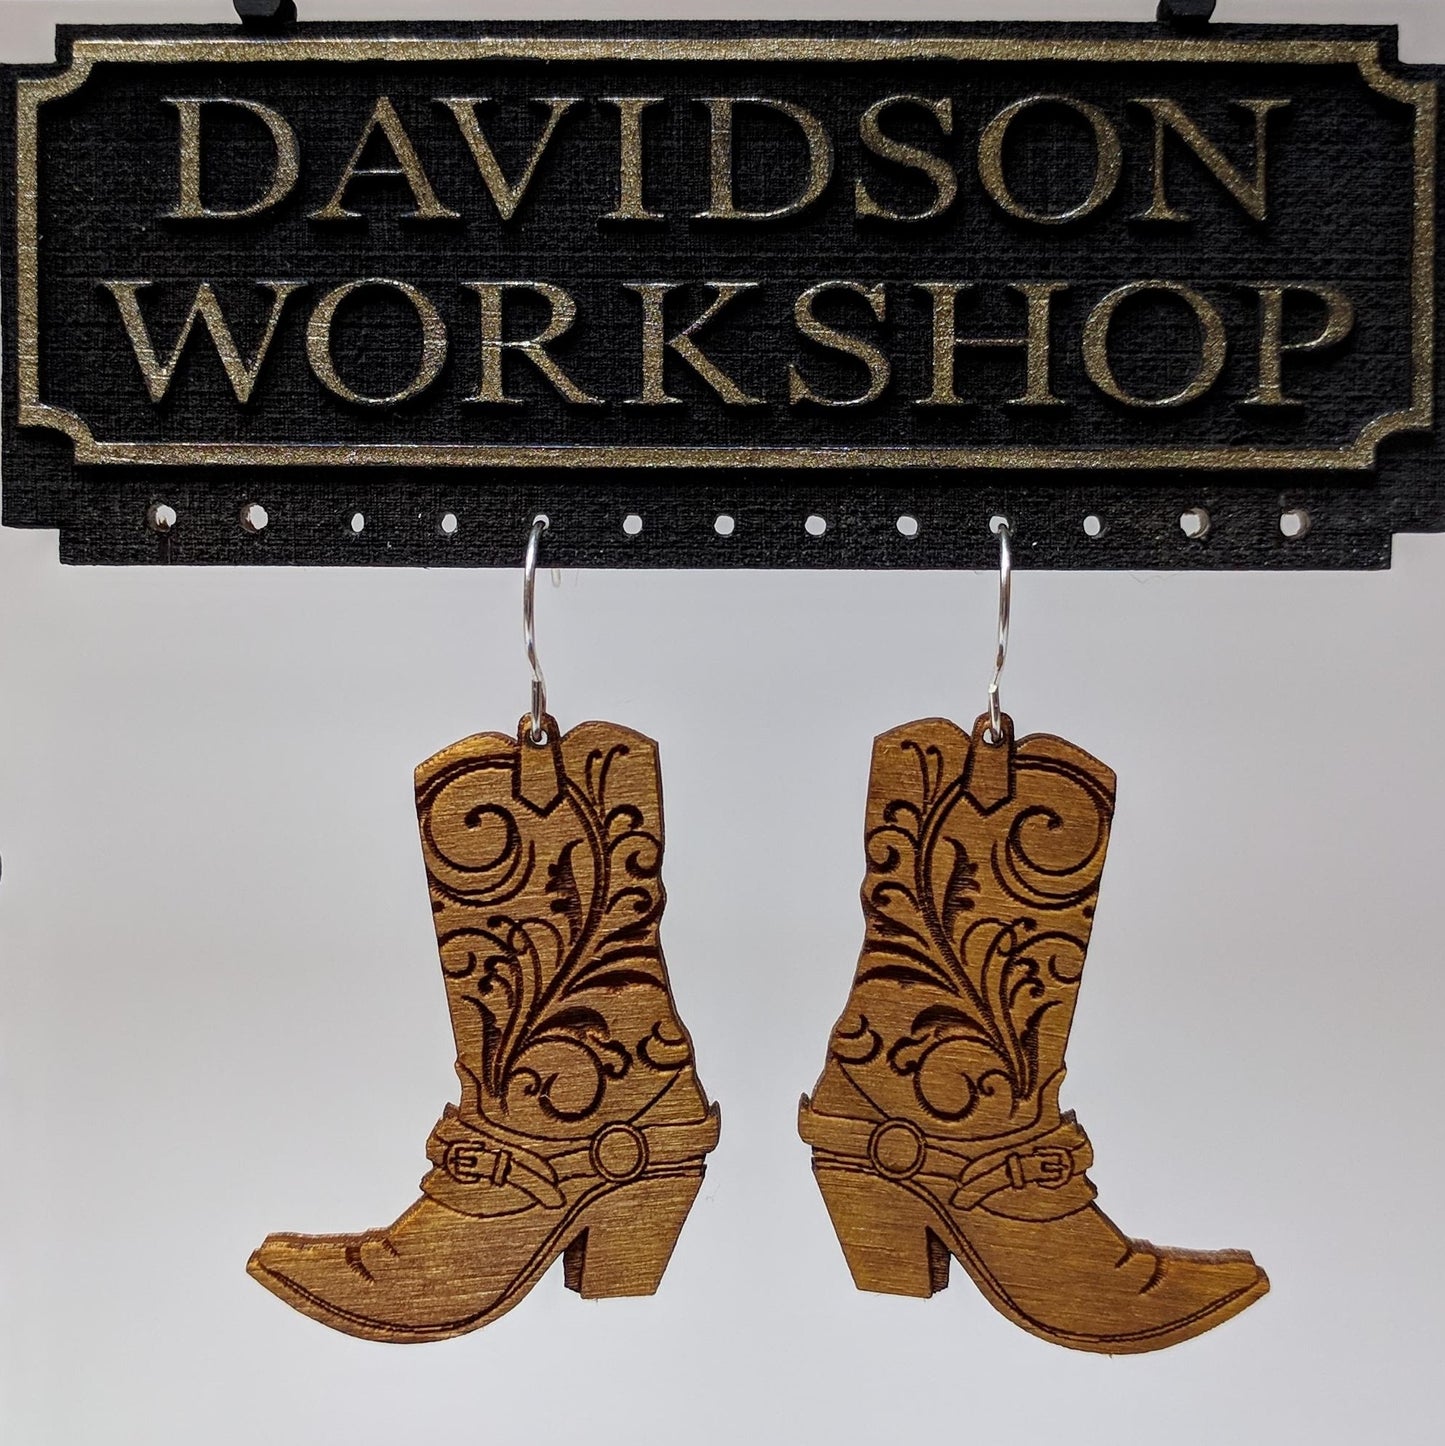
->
[233,1,297,28]
[1158,0,1217,28]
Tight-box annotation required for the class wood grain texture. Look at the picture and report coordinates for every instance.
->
[249,716,719,1342]
[800,712,1267,1354]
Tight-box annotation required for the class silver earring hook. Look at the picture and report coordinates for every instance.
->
[985,519,1012,744]
[523,514,550,743]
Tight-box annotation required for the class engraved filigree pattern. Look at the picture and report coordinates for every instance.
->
[833,722,1114,1140]
[418,731,688,1135]
[801,717,1270,1352]
[247,720,719,1344]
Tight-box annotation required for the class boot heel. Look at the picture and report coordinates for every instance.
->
[813,1166,952,1298]
[563,1174,705,1300]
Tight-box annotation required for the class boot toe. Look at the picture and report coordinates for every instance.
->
[1174,1251,1269,1314]
[248,1233,354,1308]
[1121,1246,1269,1346]
[248,1231,406,1332]
[246,1202,539,1341]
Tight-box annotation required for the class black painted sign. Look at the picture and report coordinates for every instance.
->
[2,20,1442,568]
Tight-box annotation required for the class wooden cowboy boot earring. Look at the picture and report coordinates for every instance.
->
[799,521,1267,1354]
[249,517,721,1342]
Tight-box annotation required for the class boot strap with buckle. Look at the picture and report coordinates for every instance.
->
[799,1094,1093,1207]
[799,1095,990,1181]
[423,1103,722,1217]
[425,1112,566,1212]
[547,1106,722,1187]
[952,1128,1090,1210]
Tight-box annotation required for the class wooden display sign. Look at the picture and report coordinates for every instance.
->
[1,17,1441,568]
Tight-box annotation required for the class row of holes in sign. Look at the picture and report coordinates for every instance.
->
[148,501,1315,542]
[682,506,1310,542]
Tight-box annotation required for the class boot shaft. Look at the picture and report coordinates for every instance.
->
[416,718,701,1139]
[820,714,1115,1146]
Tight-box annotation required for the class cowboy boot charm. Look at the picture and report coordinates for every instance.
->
[249,715,719,1341]
[800,527,1266,1353]
[250,523,718,1342]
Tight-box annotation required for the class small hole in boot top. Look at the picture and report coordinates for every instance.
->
[239,502,268,534]
[147,503,177,534]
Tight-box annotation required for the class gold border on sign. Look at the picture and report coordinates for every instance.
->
[13,34,1438,470]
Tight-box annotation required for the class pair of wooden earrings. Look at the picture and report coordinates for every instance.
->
[248,520,1267,1353]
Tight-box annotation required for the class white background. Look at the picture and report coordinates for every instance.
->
[2,1,1444,1442]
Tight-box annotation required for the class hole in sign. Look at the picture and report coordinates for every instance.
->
[1179,507,1211,541]
[1280,508,1311,540]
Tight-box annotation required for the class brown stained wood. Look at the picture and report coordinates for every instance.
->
[800,712,1267,1354]
[249,716,720,1343]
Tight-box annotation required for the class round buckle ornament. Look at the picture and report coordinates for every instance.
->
[868,1119,926,1180]
[590,1122,648,1182]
